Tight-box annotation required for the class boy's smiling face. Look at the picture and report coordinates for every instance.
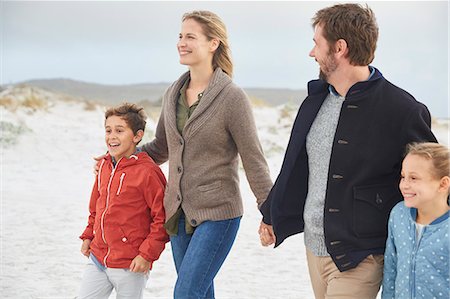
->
[105,115,142,161]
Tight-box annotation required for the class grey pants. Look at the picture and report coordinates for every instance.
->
[78,256,148,299]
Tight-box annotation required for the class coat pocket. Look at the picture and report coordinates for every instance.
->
[353,183,400,238]
[106,225,139,261]
[198,181,222,192]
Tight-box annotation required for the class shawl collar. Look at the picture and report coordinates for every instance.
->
[165,68,232,139]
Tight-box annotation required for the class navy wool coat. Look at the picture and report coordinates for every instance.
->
[260,68,437,271]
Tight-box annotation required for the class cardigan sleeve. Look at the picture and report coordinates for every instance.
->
[381,209,398,299]
[141,100,169,165]
[226,88,273,208]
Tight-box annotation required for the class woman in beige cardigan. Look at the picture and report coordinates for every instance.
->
[143,11,273,298]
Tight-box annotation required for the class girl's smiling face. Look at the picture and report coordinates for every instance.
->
[399,153,442,210]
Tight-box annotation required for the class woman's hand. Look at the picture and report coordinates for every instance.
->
[93,154,106,175]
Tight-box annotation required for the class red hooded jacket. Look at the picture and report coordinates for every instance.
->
[80,152,168,269]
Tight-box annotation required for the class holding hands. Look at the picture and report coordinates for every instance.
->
[258,221,275,247]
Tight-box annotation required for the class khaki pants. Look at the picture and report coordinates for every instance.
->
[306,249,383,299]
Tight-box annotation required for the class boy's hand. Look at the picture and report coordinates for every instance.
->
[81,239,91,257]
[129,255,151,273]
[93,154,106,175]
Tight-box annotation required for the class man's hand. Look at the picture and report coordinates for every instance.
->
[81,239,91,257]
[93,154,106,175]
[258,221,275,247]
[129,255,151,273]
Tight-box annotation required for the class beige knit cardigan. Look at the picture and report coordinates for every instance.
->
[142,68,272,227]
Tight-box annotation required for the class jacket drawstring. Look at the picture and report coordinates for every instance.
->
[116,173,126,195]
[97,159,106,191]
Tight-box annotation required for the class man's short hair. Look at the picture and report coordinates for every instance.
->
[312,3,379,66]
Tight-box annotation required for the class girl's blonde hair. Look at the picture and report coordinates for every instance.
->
[182,11,233,77]
[406,142,450,180]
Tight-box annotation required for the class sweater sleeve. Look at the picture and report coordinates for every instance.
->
[141,100,169,165]
[381,209,398,299]
[226,88,273,208]
[138,165,169,269]
[79,173,100,241]
[260,181,275,224]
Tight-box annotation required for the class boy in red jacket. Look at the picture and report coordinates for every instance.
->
[78,103,168,299]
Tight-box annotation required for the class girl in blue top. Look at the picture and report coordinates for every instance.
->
[382,142,449,299]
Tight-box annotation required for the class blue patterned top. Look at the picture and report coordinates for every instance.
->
[382,201,449,299]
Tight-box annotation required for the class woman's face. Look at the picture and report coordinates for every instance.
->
[177,18,216,67]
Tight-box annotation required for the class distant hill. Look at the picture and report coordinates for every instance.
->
[11,79,168,105]
[6,78,306,106]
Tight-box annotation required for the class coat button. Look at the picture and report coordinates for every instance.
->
[191,219,197,226]
[177,166,182,173]
[179,139,183,145]
[122,237,127,242]
[177,195,182,201]
[376,194,383,204]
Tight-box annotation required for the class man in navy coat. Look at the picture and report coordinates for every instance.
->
[258,3,436,298]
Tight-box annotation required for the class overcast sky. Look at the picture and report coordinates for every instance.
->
[2,1,449,117]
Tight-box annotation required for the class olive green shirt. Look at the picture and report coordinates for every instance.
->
[176,78,203,133]
[165,78,203,236]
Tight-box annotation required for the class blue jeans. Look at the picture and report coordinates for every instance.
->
[170,214,241,299]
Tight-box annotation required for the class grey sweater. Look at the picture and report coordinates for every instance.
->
[143,68,272,227]
[304,92,345,256]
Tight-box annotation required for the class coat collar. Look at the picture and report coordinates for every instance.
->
[307,66,384,98]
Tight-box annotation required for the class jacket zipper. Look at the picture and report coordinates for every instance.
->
[410,225,426,297]
[100,158,122,267]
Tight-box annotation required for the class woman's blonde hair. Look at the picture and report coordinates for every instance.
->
[406,142,450,180]
[182,11,233,77]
